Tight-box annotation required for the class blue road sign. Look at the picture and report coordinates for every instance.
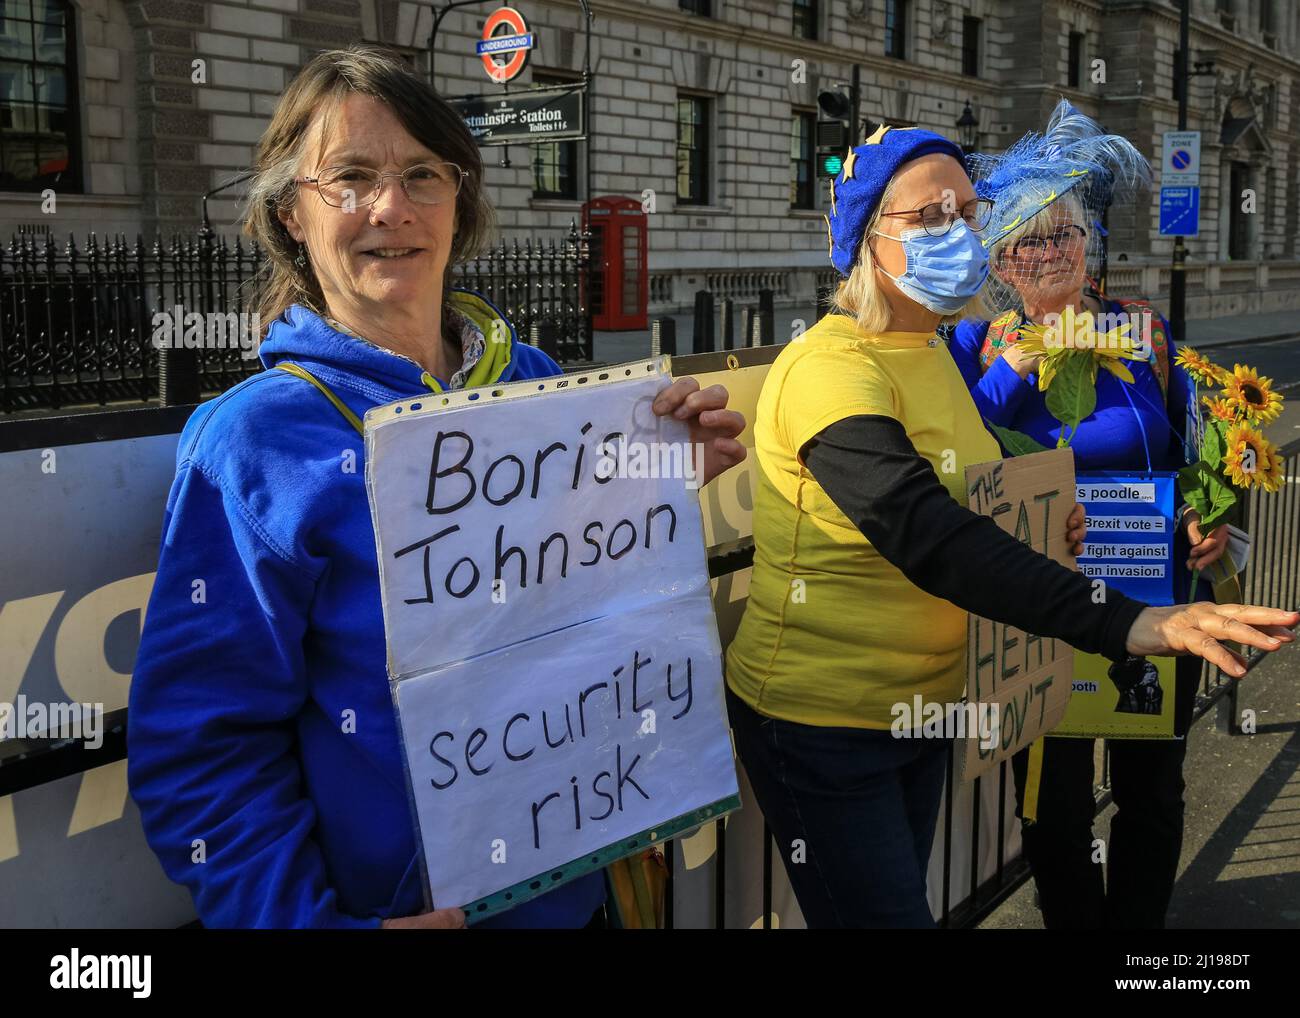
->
[1159,185,1200,237]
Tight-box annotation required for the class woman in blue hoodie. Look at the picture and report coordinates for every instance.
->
[127,46,746,930]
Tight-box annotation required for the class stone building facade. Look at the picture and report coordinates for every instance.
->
[0,0,1297,320]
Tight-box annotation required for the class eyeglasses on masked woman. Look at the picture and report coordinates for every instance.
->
[878,196,995,237]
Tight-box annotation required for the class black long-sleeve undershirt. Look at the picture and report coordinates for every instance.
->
[801,415,1147,662]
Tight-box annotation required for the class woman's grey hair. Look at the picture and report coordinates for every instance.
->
[242,45,495,333]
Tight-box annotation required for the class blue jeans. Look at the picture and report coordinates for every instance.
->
[726,687,949,928]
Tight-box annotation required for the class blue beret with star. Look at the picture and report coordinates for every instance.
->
[825,124,967,277]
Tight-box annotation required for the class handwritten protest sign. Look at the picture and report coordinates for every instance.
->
[364,359,740,920]
[957,449,1077,782]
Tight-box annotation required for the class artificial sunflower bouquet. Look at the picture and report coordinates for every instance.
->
[1173,347,1285,543]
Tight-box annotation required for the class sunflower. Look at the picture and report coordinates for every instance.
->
[1223,424,1284,492]
[1016,313,1142,390]
[1202,396,1238,423]
[1221,364,1284,425]
[1174,346,1224,386]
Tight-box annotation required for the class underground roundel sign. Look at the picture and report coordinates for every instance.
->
[477,6,533,84]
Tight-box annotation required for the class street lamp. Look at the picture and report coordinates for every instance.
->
[956,100,979,152]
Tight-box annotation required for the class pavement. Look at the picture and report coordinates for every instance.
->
[594,307,1300,365]
[978,638,1300,929]
[1185,310,1300,348]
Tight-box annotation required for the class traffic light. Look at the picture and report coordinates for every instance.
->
[816,88,851,179]
[817,121,847,178]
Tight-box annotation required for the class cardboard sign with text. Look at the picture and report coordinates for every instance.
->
[957,448,1077,782]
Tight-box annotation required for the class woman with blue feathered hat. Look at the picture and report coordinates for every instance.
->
[950,99,1227,928]
[722,119,1294,927]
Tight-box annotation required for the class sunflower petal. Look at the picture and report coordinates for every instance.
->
[1100,358,1135,384]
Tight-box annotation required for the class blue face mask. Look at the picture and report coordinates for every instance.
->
[871,220,990,315]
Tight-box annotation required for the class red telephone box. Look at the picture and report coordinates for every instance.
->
[582,196,648,331]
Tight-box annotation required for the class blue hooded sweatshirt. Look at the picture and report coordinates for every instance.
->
[128,291,607,928]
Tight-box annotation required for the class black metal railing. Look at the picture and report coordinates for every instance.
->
[0,231,264,413]
[0,224,592,414]
[455,223,591,364]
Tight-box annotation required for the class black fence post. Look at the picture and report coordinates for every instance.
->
[651,317,676,357]
[529,321,558,360]
[719,297,735,350]
[577,220,594,362]
[692,289,714,354]
[757,288,774,346]
[816,284,833,321]
[156,232,197,407]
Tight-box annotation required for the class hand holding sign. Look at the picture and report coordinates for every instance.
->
[651,377,747,486]
[1065,501,1086,556]
[381,908,467,929]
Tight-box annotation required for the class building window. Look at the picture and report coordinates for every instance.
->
[531,75,579,200]
[1260,0,1274,34]
[791,111,815,209]
[0,0,80,192]
[1067,31,1083,88]
[962,16,981,77]
[885,0,907,60]
[793,0,817,40]
[679,0,711,16]
[1261,83,1276,128]
[676,95,709,205]
[1227,160,1250,259]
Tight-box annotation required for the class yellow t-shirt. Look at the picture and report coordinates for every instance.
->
[725,312,1001,729]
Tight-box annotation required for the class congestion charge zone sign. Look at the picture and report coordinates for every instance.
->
[1159,130,1201,237]
[1075,472,1178,606]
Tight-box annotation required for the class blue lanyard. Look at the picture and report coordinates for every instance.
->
[1118,378,1155,476]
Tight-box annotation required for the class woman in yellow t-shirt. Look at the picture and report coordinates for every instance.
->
[724,126,1298,929]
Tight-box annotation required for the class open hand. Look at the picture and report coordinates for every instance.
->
[1125,603,1299,678]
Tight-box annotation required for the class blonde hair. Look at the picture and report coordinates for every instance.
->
[242,45,495,335]
[832,178,982,333]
